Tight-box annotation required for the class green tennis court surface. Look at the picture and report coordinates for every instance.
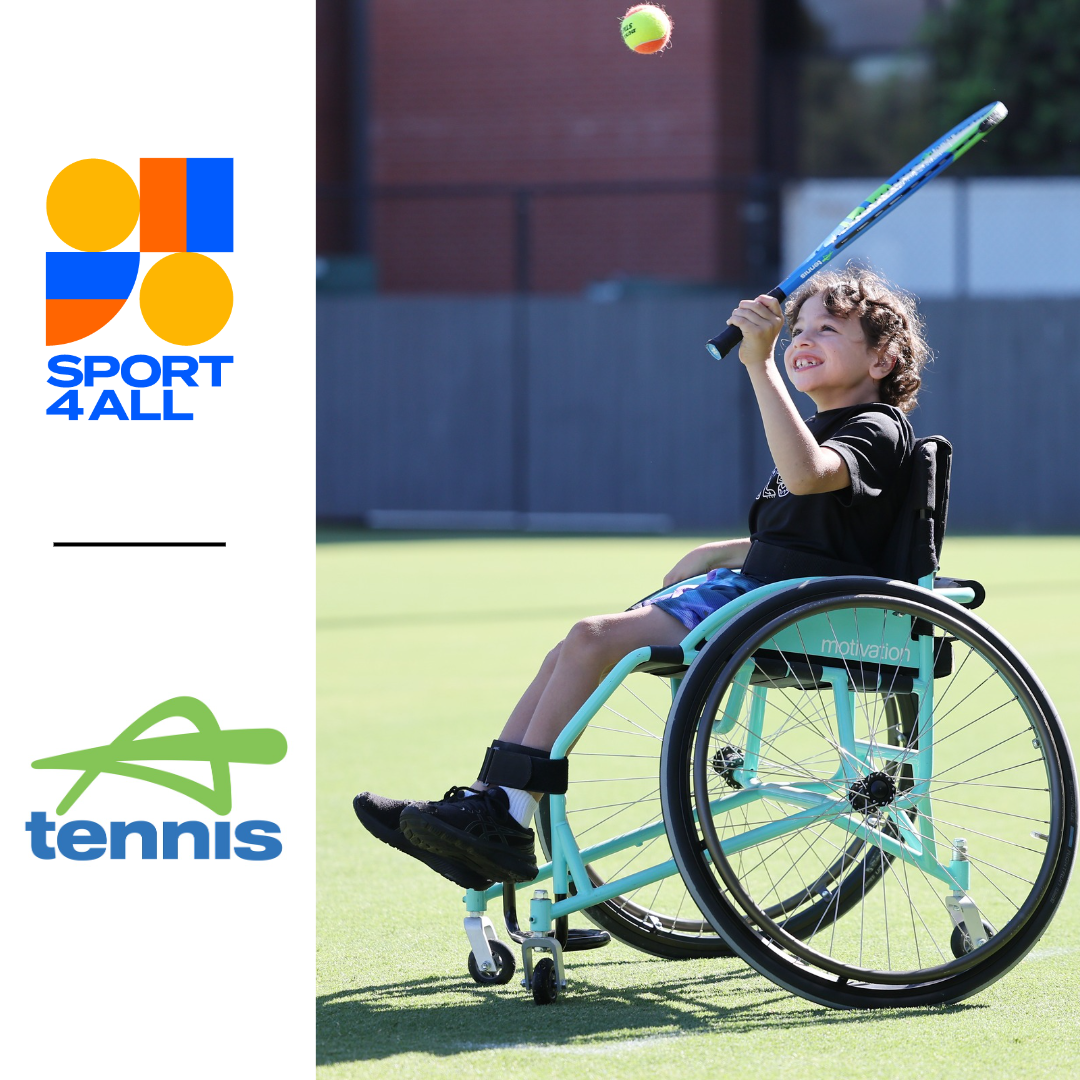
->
[318,535,1080,1079]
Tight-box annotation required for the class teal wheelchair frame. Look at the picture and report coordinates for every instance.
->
[455,443,1078,1008]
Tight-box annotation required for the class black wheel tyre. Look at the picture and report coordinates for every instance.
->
[951,920,996,959]
[661,577,1078,1009]
[467,940,516,986]
[531,957,558,1005]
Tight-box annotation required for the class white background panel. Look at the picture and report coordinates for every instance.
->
[2,3,313,1077]
[783,177,1080,299]
[968,178,1080,296]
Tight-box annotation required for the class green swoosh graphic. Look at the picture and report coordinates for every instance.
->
[31,696,288,815]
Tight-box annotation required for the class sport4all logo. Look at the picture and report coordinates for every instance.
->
[27,697,288,862]
[45,157,235,422]
[47,158,233,347]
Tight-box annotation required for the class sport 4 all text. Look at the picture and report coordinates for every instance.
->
[45,354,233,421]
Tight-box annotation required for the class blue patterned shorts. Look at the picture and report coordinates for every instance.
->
[633,567,764,631]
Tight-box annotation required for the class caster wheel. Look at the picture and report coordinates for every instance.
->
[467,940,516,985]
[950,918,996,958]
[531,957,559,1005]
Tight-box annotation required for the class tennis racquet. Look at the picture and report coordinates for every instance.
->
[707,100,1008,360]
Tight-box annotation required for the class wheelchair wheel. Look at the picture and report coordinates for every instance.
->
[662,578,1077,1009]
[534,663,914,959]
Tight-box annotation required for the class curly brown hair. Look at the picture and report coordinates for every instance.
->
[784,268,931,414]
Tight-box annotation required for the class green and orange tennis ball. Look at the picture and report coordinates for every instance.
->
[621,4,673,54]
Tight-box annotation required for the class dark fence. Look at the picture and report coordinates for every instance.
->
[317,295,1080,533]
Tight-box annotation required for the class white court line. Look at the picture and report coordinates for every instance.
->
[1023,944,1080,962]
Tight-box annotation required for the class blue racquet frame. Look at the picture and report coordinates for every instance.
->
[707,100,1008,360]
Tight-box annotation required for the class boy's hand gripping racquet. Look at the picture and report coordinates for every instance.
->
[707,101,1008,360]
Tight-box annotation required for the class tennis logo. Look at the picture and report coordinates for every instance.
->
[26,696,287,862]
[45,157,235,422]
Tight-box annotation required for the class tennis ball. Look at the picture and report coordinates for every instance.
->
[621,4,673,54]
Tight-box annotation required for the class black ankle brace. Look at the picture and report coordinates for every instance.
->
[478,739,569,795]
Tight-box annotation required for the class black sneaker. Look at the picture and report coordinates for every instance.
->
[400,786,538,884]
[353,789,494,892]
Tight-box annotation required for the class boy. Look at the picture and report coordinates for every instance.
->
[354,268,929,891]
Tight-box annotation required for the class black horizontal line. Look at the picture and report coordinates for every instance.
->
[53,542,227,548]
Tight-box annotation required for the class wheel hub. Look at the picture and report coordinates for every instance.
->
[710,745,745,789]
[848,770,896,813]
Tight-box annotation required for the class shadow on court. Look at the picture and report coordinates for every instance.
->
[315,956,980,1064]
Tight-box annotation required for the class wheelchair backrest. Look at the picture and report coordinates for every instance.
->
[879,435,952,583]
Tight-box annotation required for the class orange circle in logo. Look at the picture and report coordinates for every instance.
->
[140,253,233,346]
[47,159,140,252]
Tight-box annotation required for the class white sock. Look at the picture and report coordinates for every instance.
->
[501,786,539,829]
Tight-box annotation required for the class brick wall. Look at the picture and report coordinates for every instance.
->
[320,1,766,291]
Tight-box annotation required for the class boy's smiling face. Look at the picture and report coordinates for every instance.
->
[784,293,895,411]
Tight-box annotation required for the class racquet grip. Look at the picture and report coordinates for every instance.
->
[706,325,743,360]
[706,286,787,360]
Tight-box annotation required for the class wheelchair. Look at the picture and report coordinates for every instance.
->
[457,438,1078,1008]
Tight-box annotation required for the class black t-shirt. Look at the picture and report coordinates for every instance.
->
[748,403,914,575]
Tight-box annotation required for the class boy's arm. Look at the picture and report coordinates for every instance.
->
[664,538,751,587]
[729,296,850,496]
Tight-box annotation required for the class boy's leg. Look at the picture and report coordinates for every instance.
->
[498,642,564,745]
[399,604,686,882]
[513,604,686,753]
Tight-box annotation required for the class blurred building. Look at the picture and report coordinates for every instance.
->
[316,1,963,296]
[801,0,945,53]
[317,0,804,294]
